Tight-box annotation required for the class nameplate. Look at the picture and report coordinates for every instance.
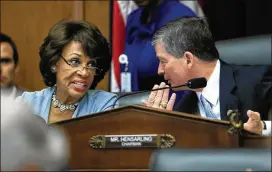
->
[89,134,175,149]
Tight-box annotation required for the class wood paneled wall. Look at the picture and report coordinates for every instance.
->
[0,0,110,91]
[85,1,110,91]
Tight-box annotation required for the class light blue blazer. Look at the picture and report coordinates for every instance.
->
[16,87,118,123]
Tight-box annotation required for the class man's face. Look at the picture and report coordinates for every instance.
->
[155,43,192,91]
[0,42,16,88]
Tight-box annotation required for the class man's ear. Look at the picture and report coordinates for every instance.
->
[184,51,195,69]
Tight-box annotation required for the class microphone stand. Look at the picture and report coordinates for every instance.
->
[108,83,188,109]
[104,77,207,110]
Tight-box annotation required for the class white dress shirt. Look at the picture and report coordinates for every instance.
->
[196,60,221,120]
[196,60,271,136]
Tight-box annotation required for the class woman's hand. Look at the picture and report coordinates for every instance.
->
[141,82,176,110]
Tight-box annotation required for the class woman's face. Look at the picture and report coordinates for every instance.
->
[55,41,96,100]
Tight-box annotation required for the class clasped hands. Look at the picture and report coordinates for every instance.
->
[141,82,176,110]
[142,82,265,135]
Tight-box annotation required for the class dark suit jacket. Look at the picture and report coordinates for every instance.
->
[174,61,272,122]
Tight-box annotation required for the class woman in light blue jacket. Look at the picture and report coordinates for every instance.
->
[17,19,117,123]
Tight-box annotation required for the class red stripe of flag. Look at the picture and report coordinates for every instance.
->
[112,1,126,89]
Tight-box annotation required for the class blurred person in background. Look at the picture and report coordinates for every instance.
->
[0,33,24,99]
[122,0,197,103]
[1,96,69,171]
[17,19,118,124]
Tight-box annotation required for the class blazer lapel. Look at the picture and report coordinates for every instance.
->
[219,61,239,121]
[174,91,199,114]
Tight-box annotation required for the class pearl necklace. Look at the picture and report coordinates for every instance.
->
[51,92,78,112]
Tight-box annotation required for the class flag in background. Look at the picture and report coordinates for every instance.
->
[110,0,137,92]
[110,0,204,92]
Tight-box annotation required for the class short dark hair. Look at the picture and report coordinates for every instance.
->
[152,16,219,61]
[0,33,19,66]
[39,19,111,89]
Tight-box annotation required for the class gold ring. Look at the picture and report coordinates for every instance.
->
[159,102,167,109]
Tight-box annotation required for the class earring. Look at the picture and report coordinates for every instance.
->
[51,66,56,73]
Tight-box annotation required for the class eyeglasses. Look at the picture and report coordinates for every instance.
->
[60,55,102,75]
[0,58,13,64]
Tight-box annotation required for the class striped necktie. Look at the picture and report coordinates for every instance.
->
[200,94,217,119]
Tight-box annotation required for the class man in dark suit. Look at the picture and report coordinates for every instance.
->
[1,33,24,99]
[142,16,271,136]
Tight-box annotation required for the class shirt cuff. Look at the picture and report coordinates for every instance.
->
[262,121,271,136]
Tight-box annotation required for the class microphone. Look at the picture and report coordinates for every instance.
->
[105,77,207,110]
[186,77,207,89]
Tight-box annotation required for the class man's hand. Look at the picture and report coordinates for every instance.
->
[243,110,264,135]
[141,82,176,110]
